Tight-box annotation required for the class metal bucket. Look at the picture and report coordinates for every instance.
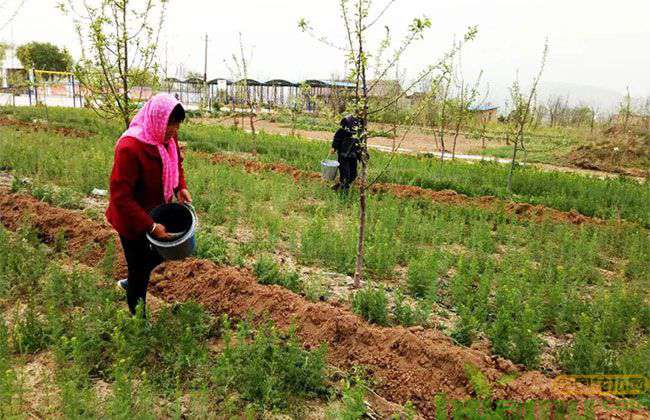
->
[321,160,340,181]
[146,203,197,260]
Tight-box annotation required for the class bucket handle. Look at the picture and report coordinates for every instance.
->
[183,202,198,229]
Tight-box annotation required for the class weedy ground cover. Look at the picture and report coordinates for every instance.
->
[0,106,648,404]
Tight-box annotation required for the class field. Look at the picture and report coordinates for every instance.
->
[253,112,650,179]
[0,106,649,418]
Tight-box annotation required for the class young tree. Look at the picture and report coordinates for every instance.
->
[301,1,476,287]
[15,42,73,72]
[449,62,482,159]
[285,81,311,136]
[469,86,491,154]
[58,0,167,128]
[506,41,549,195]
[546,95,569,127]
[618,86,633,132]
[431,68,452,158]
[226,33,257,138]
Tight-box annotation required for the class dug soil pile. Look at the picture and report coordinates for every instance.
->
[0,192,644,418]
[566,129,650,178]
[209,153,597,226]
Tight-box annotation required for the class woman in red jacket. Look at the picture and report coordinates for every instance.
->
[106,93,192,316]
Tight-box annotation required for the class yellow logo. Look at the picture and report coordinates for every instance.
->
[554,374,648,397]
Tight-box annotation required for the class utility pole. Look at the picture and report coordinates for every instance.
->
[203,33,209,108]
[203,33,208,82]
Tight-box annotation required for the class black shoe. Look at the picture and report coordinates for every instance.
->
[117,278,128,291]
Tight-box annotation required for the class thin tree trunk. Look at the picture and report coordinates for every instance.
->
[354,159,367,287]
[452,120,462,160]
[121,3,130,129]
[353,3,368,289]
[507,134,520,194]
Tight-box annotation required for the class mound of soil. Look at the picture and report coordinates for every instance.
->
[0,193,122,274]
[0,117,92,139]
[566,134,650,178]
[209,153,598,226]
[2,191,644,418]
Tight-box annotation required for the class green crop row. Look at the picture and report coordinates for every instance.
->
[0,225,332,417]
[2,105,648,225]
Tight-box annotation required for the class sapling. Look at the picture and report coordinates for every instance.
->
[300,0,477,287]
[226,33,257,138]
[59,0,167,128]
[506,41,549,195]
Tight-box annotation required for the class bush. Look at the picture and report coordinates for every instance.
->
[10,302,50,354]
[488,283,542,368]
[110,301,214,387]
[329,379,367,420]
[464,364,492,400]
[351,285,389,326]
[195,229,229,265]
[392,291,430,327]
[253,255,301,293]
[213,321,328,411]
[406,252,439,299]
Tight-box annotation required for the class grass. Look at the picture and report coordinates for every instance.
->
[0,105,649,405]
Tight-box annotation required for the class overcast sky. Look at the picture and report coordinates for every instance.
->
[2,0,649,109]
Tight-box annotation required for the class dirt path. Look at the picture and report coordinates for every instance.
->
[1,192,645,418]
[204,118,647,181]
[207,152,602,226]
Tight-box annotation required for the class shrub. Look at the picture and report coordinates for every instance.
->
[195,229,229,265]
[406,252,439,299]
[10,302,50,354]
[488,283,542,368]
[392,291,430,327]
[464,364,492,400]
[303,275,331,302]
[351,285,389,326]
[110,301,214,387]
[330,379,367,420]
[451,305,481,347]
[213,321,328,411]
[253,255,301,293]
[559,314,614,374]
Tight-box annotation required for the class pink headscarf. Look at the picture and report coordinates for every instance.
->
[118,94,183,203]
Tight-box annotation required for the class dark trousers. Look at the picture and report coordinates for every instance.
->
[338,157,358,189]
[119,235,163,316]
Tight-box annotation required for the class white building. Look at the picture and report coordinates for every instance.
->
[1,44,25,88]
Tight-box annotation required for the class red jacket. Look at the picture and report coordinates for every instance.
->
[106,136,187,240]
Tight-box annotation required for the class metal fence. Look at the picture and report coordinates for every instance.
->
[1,71,356,113]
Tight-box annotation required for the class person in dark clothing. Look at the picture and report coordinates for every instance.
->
[106,94,191,316]
[330,115,360,191]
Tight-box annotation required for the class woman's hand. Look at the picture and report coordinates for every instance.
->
[151,223,172,240]
[177,189,192,204]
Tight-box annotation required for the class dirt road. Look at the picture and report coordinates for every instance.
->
[204,118,645,180]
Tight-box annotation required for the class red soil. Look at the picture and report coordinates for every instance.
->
[0,192,644,418]
[0,117,92,139]
[209,153,597,226]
